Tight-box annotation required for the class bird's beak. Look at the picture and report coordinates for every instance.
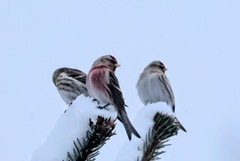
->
[114,63,121,67]
[163,68,168,72]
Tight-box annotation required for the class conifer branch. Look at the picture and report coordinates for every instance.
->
[140,112,179,161]
[66,116,116,161]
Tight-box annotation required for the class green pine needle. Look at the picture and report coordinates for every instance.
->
[65,116,116,161]
[141,112,180,161]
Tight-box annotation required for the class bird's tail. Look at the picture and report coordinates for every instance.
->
[175,117,187,132]
[119,111,141,140]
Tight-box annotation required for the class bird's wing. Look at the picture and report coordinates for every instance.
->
[107,71,125,109]
[67,69,87,84]
[158,74,175,112]
[107,70,140,140]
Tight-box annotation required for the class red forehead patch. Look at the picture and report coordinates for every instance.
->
[110,55,117,61]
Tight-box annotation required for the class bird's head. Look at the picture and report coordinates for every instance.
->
[149,60,167,73]
[92,55,120,72]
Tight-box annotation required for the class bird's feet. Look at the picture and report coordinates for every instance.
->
[92,98,100,104]
[92,99,110,110]
[98,103,110,110]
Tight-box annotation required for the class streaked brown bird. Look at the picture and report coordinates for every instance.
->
[52,67,89,106]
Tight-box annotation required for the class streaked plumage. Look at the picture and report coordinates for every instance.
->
[136,60,187,132]
[52,67,89,106]
[87,55,141,140]
[137,61,175,110]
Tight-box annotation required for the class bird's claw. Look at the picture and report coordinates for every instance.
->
[97,103,110,110]
[92,99,100,104]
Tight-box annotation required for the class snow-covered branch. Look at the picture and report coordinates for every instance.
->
[31,97,185,161]
[140,112,179,161]
[66,116,115,161]
[116,102,185,161]
[31,95,117,161]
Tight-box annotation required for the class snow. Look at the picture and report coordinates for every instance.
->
[116,102,175,161]
[31,95,117,161]
[31,95,177,161]
[31,94,175,161]
[2,1,240,161]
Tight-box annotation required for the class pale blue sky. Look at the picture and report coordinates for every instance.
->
[0,0,240,161]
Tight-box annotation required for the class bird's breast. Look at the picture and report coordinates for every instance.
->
[87,69,109,104]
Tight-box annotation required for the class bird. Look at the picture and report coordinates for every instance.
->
[136,60,187,132]
[52,67,89,106]
[86,55,141,140]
